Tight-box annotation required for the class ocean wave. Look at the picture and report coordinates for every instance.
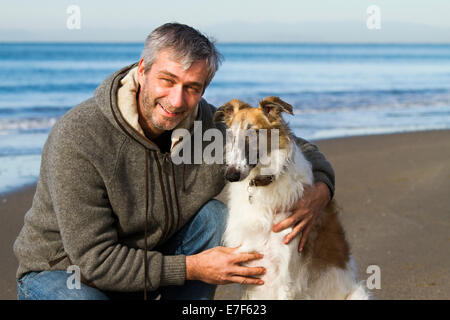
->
[0,117,58,133]
[0,147,43,157]
[0,82,97,93]
[217,43,450,62]
[0,58,138,73]
[0,105,72,115]
[205,87,450,112]
[299,124,450,141]
[294,104,450,118]
[208,87,450,96]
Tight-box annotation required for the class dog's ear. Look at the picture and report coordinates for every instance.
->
[213,99,250,124]
[259,96,294,119]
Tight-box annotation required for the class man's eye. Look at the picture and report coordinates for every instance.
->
[161,78,173,84]
[186,86,200,93]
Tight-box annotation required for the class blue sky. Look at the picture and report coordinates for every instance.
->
[1,0,449,42]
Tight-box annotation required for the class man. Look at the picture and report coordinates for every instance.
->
[13,23,334,300]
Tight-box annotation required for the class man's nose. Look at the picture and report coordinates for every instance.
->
[168,85,184,108]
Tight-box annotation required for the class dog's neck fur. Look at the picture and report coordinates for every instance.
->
[235,135,314,213]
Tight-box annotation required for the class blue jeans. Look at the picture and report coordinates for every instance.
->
[17,199,228,300]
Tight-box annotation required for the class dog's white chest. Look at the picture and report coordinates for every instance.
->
[236,226,305,300]
[241,227,293,272]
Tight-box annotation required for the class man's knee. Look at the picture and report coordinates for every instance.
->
[17,271,109,300]
[179,199,228,253]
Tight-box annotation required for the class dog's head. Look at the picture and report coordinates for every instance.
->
[213,96,294,182]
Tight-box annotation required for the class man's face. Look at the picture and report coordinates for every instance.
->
[136,49,208,137]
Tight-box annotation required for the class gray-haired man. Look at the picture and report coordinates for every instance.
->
[14,23,335,300]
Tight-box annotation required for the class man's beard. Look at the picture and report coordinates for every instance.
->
[141,90,186,131]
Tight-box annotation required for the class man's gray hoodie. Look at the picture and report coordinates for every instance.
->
[13,63,335,293]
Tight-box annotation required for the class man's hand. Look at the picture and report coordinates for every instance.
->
[186,246,266,285]
[272,181,331,252]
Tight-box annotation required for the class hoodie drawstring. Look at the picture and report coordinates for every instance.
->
[143,149,149,300]
[143,149,187,300]
[153,152,170,240]
[182,164,186,192]
[171,160,182,233]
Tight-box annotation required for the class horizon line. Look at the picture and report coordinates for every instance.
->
[1,41,450,45]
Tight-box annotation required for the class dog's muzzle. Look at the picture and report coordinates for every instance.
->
[225,167,241,182]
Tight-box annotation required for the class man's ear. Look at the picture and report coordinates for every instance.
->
[213,99,250,124]
[259,96,294,119]
[136,58,146,86]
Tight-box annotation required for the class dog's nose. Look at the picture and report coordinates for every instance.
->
[225,167,241,182]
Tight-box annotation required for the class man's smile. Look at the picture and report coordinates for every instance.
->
[158,103,183,117]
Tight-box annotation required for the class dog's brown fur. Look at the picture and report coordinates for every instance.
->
[306,201,350,270]
[214,97,294,151]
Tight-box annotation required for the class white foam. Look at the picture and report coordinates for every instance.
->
[0,117,58,134]
[0,154,41,194]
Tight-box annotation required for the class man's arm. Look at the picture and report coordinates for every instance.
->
[272,136,335,251]
[294,136,335,198]
[45,123,184,292]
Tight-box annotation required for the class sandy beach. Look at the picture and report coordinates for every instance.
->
[1,130,449,300]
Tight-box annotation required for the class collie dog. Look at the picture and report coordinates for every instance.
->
[213,97,369,300]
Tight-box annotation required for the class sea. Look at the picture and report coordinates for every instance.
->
[1,43,450,194]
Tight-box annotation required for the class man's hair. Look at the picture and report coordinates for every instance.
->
[141,22,223,88]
